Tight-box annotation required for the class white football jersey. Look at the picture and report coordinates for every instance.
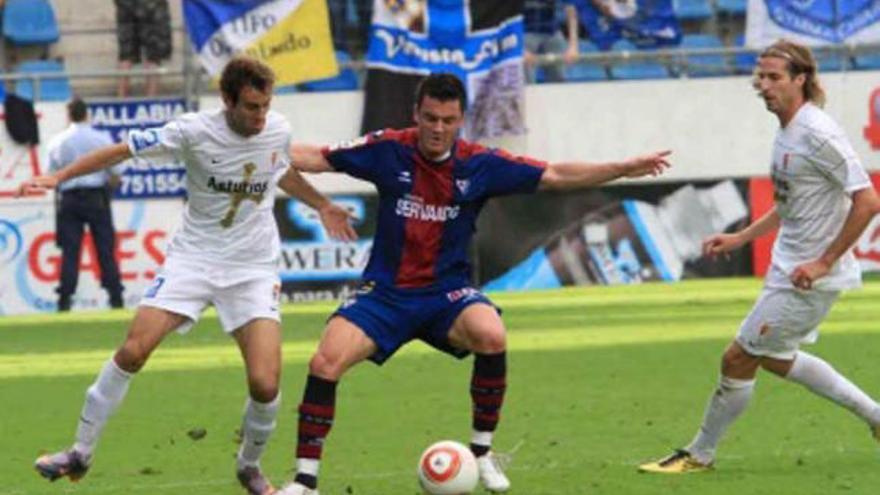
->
[127,109,292,268]
[767,103,871,291]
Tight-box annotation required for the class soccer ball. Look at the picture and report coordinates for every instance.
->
[417,440,478,495]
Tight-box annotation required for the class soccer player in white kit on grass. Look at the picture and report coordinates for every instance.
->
[17,56,357,495]
[639,39,880,474]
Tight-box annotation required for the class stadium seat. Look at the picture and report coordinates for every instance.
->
[608,40,669,80]
[2,0,60,45]
[680,34,730,78]
[14,60,71,102]
[562,41,608,82]
[673,0,713,22]
[716,0,746,16]
[732,34,757,75]
[300,50,359,92]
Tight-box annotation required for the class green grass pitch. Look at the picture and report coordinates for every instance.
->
[2,278,880,494]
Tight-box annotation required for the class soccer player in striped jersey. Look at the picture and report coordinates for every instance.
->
[640,39,880,474]
[276,73,671,494]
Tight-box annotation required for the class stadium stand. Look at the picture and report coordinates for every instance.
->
[680,33,730,78]
[14,59,72,102]
[609,39,670,80]
[673,0,713,22]
[560,40,608,82]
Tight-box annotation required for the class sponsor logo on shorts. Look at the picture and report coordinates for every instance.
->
[446,287,479,303]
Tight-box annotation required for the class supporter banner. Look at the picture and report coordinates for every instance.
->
[565,0,681,50]
[750,173,880,276]
[274,195,374,303]
[88,98,188,199]
[361,0,526,141]
[746,0,880,47]
[0,198,181,314]
[183,0,338,85]
[478,179,752,290]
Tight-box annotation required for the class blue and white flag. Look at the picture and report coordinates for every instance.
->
[565,0,681,50]
[183,0,338,85]
[361,0,526,141]
[746,0,880,47]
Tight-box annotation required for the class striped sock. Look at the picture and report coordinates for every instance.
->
[294,375,337,489]
[470,352,506,456]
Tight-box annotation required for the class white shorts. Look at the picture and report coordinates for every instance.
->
[139,255,281,334]
[736,288,839,360]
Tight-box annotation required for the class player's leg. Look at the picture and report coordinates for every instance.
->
[764,350,880,435]
[640,341,759,473]
[447,303,511,493]
[280,316,377,495]
[761,290,880,436]
[231,318,282,495]
[35,306,188,482]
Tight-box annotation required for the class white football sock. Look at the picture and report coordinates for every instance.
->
[73,358,132,457]
[686,375,755,464]
[471,430,493,450]
[786,351,880,425]
[237,394,281,468]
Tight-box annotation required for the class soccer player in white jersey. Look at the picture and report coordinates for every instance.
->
[17,57,356,495]
[640,39,880,474]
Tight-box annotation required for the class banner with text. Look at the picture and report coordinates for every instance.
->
[88,98,188,199]
[183,0,338,86]
[361,0,526,141]
[0,198,180,314]
[746,0,880,47]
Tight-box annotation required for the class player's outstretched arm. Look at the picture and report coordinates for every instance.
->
[791,187,880,289]
[538,149,671,190]
[16,142,132,197]
[277,166,358,242]
[290,143,334,173]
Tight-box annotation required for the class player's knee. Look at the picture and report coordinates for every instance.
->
[248,379,279,403]
[308,351,345,380]
[468,327,506,354]
[114,341,149,373]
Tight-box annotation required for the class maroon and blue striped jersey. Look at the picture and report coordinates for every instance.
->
[322,128,547,290]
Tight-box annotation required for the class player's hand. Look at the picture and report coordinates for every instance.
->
[319,202,358,242]
[622,150,672,178]
[790,259,831,291]
[16,175,58,197]
[702,232,745,258]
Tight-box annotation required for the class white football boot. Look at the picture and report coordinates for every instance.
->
[477,452,510,492]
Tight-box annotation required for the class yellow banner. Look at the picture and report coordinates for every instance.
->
[242,0,339,86]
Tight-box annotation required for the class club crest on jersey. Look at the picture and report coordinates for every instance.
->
[455,179,470,195]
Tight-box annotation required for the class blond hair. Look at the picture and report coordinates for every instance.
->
[755,39,826,107]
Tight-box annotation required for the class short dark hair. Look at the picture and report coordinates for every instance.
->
[415,73,467,112]
[220,56,275,105]
[67,97,87,122]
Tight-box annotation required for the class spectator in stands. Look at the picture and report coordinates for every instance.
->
[524,0,580,82]
[47,97,124,311]
[114,0,172,97]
